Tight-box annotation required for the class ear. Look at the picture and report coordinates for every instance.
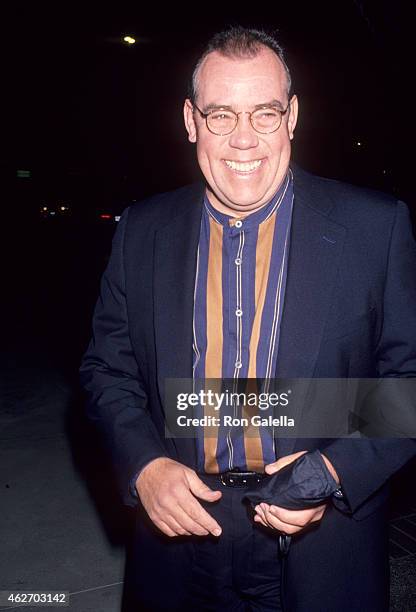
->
[183,98,197,143]
[287,94,298,141]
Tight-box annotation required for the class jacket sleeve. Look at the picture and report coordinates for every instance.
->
[322,200,416,515]
[79,207,167,507]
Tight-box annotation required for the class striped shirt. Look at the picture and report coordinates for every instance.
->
[192,170,294,473]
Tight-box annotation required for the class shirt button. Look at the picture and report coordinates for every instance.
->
[235,309,243,317]
[235,258,242,265]
[235,361,242,369]
[235,220,243,228]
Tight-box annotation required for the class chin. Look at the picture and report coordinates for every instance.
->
[224,192,269,209]
[227,199,264,210]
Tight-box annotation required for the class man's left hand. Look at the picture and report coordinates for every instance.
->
[254,500,326,533]
[253,451,339,533]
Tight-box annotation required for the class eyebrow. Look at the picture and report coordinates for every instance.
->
[201,99,286,113]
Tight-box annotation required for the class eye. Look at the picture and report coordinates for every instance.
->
[251,107,281,130]
[255,108,279,119]
[210,110,234,121]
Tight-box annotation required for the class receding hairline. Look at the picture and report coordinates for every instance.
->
[192,45,291,104]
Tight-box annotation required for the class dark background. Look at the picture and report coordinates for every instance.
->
[3,1,414,209]
[2,1,415,360]
[1,0,414,498]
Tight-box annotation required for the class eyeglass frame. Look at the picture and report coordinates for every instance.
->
[192,99,292,136]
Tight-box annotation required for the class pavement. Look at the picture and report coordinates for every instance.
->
[1,341,415,611]
[0,343,127,612]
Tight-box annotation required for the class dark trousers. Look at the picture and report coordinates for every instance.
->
[188,474,283,611]
[124,476,283,612]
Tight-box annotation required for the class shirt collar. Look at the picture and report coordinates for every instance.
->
[204,168,293,229]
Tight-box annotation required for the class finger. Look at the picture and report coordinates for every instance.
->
[271,505,326,527]
[260,503,280,530]
[267,505,326,532]
[260,504,276,529]
[159,475,222,535]
[255,504,269,525]
[178,495,222,536]
[154,518,179,538]
[268,506,310,528]
[169,506,210,536]
[264,461,279,476]
[187,472,222,502]
[262,504,291,530]
[256,509,270,528]
[165,515,193,536]
[263,507,301,534]
[254,514,268,527]
[269,505,324,527]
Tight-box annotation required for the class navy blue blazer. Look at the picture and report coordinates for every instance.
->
[80,166,416,611]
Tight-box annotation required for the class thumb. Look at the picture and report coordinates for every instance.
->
[264,460,281,475]
[187,471,222,502]
[265,450,308,475]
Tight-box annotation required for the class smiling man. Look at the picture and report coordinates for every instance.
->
[80,26,416,612]
[183,45,297,215]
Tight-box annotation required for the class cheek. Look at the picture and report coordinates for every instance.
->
[196,140,222,174]
[269,136,291,167]
[270,132,289,153]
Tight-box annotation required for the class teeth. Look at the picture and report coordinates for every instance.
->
[225,159,262,172]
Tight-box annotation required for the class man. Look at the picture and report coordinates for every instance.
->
[80,27,416,611]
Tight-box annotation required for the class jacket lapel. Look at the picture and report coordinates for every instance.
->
[276,168,347,455]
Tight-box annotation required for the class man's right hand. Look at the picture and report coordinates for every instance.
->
[135,457,223,538]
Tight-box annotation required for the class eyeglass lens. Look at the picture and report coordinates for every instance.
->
[207,108,282,134]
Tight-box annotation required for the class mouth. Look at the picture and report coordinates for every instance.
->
[223,159,264,174]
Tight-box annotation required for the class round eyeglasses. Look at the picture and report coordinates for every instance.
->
[193,101,291,136]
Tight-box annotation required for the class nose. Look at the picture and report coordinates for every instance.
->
[228,112,259,150]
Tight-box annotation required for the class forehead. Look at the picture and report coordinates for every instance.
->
[196,48,287,107]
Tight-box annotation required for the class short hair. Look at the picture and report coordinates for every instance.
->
[189,26,292,103]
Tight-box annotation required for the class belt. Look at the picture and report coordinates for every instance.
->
[202,470,266,488]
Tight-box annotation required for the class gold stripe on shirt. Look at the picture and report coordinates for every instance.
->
[204,217,223,472]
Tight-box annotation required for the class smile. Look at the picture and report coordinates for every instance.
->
[224,159,263,173]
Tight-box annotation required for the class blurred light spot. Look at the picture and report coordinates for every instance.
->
[123,36,136,44]
[100,214,112,219]
[17,169,31,178]
[115,215,121,222]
